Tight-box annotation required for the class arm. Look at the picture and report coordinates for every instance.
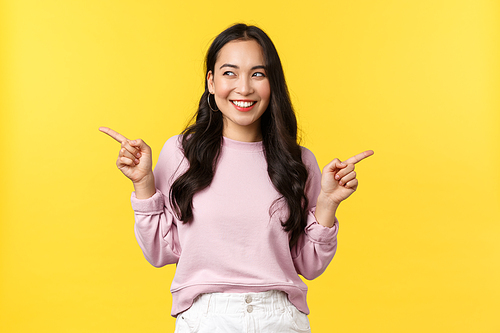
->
[132,190,181,267]
[99,127,183,267]
[131,136,186,267]
[291,148,339,280]
[292,147,373,279]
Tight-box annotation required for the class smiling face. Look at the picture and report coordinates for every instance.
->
[207,39,271,142]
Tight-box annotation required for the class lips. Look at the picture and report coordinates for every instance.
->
[231,100,257,112]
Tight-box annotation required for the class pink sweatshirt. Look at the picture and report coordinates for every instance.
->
[131,135,339,317]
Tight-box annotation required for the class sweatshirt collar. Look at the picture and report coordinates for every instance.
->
[222,136,264,152]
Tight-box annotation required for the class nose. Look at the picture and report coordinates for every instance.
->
[236,75,254,95]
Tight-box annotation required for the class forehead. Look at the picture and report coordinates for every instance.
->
[215,39,265,68]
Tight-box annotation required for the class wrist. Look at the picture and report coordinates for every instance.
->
[315,191,340,228]
[317,191,341,210]
[133,173,156,199]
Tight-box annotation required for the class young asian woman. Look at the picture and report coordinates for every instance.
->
[100,23,373,332]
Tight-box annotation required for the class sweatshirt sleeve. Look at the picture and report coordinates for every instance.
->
[131,135,186,267]
[291,147,339,280]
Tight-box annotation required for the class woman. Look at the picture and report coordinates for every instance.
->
[100,23,373,332]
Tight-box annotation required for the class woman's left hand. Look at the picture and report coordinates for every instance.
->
[320,150,374,206]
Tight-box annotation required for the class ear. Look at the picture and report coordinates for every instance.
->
[207,70,214,94]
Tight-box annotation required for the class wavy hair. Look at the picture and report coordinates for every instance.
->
[169,23,309,247]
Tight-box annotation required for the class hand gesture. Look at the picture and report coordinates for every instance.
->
[321,150,374,205]
[99,127,153,185]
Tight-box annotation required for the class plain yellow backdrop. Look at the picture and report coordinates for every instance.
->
[1,0,499,332]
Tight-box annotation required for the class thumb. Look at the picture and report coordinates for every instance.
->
[324,158,345,173]
[129,139,150,152]
[335,160,346,169]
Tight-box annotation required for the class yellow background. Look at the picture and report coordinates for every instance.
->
[1,0,499,332]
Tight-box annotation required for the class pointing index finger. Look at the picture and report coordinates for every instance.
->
[99,127,129,143]
[343,150,374,165]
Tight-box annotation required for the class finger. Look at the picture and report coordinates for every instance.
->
[324,158,344,173]
[120,147,139,162]
[335,161,347,169]
[344,178,358,189]
[129,138,150,153]
[117,156,136,167]
[343,150,374,165]
[99,127,129,144]
[338,171,356,186]
[324,158,339,172]
[342,178,358,190]
[335,164,354,180]
[121,141,141,158]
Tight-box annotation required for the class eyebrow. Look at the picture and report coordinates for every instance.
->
[219,63,266,71]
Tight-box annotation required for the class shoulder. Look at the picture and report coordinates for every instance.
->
[300,146,322,203]
[156,134,186,169]
[300,146,322,183]
[300,146,319,169]
[154,134,188,184]
[162,134,183,153]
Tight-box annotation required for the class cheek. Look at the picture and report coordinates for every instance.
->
[213,79,232,99]
[260,83,271,103]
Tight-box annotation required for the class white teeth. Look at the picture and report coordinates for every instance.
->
[232,101,255,108]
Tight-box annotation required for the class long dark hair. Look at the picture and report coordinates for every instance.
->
[170,23,309,247]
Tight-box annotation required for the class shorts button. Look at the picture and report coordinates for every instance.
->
[245,295,252,303]
[247,305,253,313]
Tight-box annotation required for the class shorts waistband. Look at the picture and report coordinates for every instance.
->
[188,290,292,315]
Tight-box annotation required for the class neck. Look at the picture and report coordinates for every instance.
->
[222,123,262,142]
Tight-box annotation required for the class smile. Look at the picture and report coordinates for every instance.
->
[231,100,257,108]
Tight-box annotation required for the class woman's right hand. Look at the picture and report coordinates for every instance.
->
[99,127,156,199]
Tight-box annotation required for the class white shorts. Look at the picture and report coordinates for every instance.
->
[174,290,311,333]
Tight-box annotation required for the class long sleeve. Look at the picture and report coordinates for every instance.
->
[131,135,186,267]
[132,190,181,267]
[291,147,339,280]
